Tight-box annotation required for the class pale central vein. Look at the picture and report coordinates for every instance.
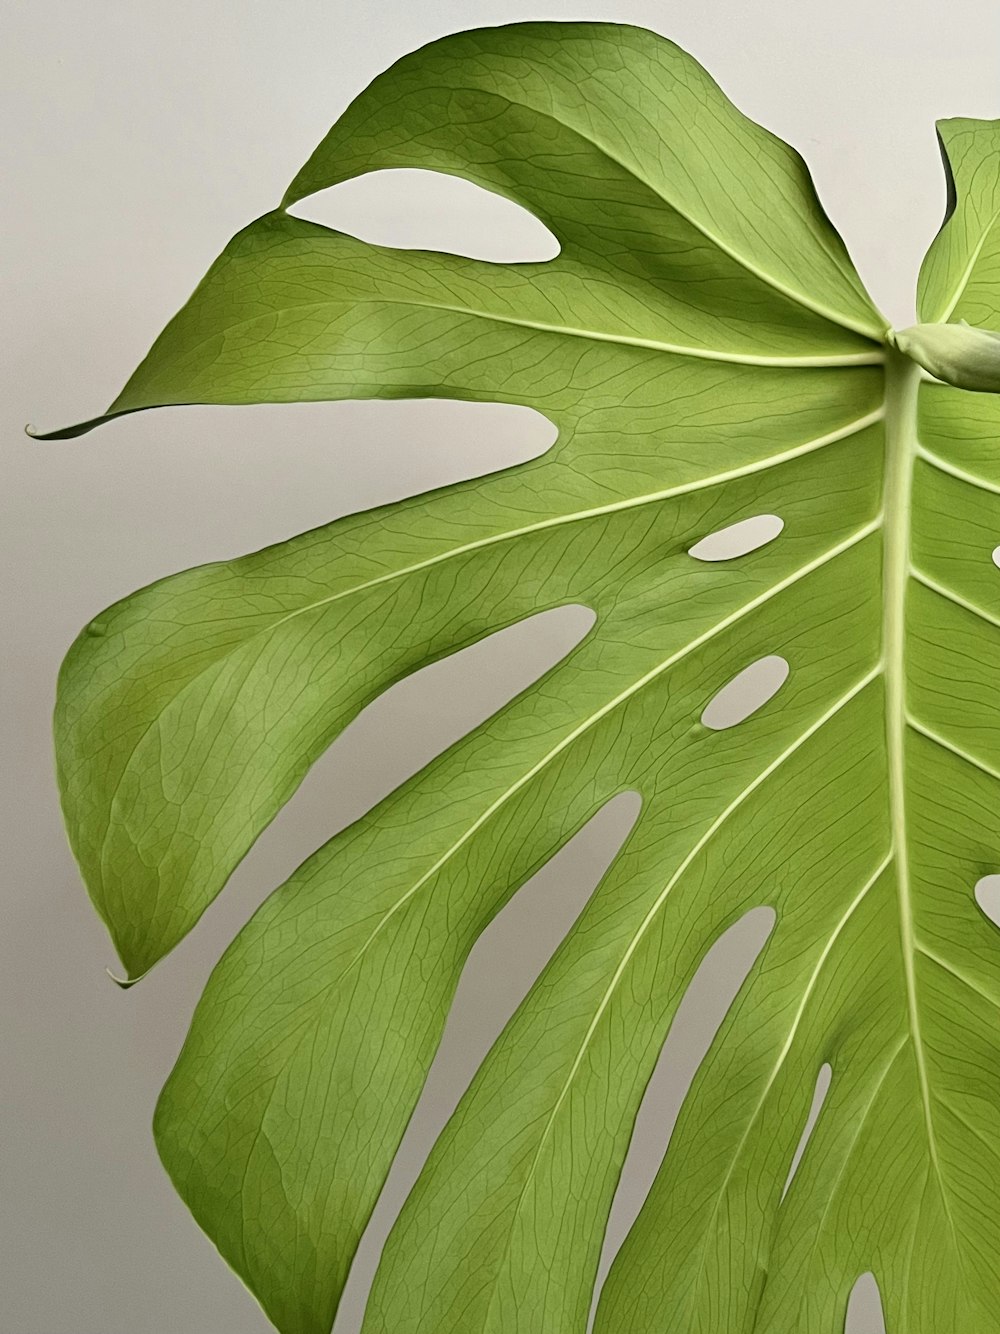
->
[882,347,956,1231]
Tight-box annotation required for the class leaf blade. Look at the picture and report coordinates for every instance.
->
[49,22,1000,1334]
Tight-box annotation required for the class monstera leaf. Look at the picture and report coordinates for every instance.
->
[41,21,1000,1334]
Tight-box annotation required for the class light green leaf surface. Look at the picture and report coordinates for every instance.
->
[917,118,1000,324]
[46,21,1000,1334]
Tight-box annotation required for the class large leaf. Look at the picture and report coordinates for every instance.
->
[43,21,1000,1334]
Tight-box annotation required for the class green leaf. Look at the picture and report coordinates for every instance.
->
[47,20,1000,1334]
[917,118,1000,325]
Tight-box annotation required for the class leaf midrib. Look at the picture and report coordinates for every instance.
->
[883,350,964,1265]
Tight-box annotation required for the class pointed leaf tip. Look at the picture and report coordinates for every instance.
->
[26,414,117,441]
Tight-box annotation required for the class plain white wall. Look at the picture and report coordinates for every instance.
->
[5,2,1000,1332]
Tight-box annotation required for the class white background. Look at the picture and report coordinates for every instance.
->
[5,2,1000,1331]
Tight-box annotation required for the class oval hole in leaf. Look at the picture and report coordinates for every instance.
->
[782,1062,832,1198]
[975,874,1000,927]
[332,791,642,1334]
[587,905,776,1324]
[991,544,1000,570]
[289,168,561,262]
[688,514,784,562]
[701,656,790,731]
[846,1271,886,1334]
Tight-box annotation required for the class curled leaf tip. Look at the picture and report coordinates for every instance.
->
[25,415,113,441]
[105,965,143,990]
[889,320,1000,392]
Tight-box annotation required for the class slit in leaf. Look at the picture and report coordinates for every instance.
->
[332,791,642,1334]
[587,905,776,1326]
[69,399,559,568]
[213,603,597,939]
[288,168,561,262]
[781,1062,832,1199]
